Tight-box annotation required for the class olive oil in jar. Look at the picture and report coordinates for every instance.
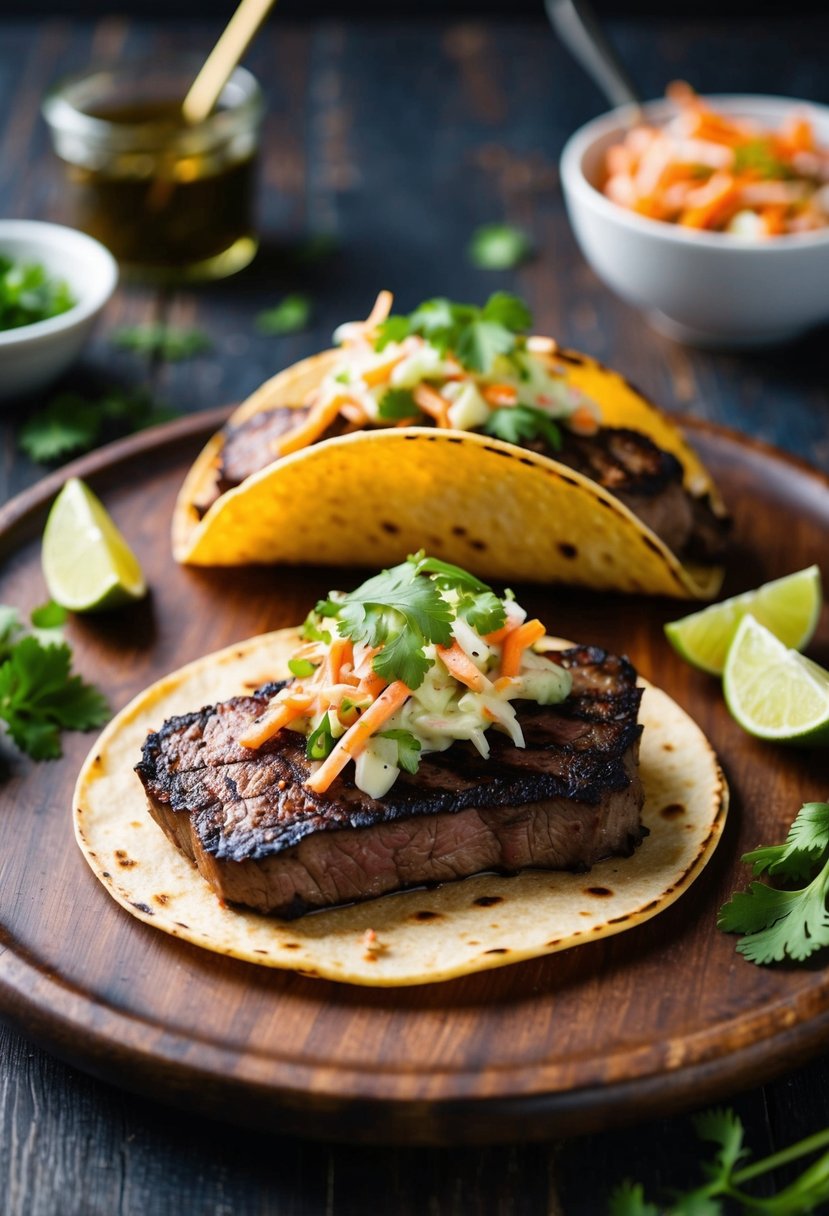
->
[44,63,263,281]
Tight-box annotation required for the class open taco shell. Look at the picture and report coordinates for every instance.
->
[172,347,725,599]
[74,629,728,988]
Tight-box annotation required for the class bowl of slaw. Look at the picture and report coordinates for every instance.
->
[560,92,829,348]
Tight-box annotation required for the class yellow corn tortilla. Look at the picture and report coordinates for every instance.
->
[74,629,728,988]
[172,347,725,599]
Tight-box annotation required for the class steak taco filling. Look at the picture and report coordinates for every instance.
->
[198,291,727,564]
[135,555,646,918]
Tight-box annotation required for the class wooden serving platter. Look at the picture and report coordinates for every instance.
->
[0,412,827,1146]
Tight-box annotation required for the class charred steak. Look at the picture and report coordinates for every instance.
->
[135,646,645,919]
[206,408,727,563]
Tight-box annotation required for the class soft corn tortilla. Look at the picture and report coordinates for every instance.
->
[74,629,728,988]
[172,348,725,599]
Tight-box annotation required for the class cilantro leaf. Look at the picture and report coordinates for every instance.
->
[378,729,421,775]
[0,636,109,761]
[608,1181,660,1216]
[694,1109,749,1183]
[483,404,562,450]
[457,320,516,374]
[18,389,177,465]
[256,294,312,336]
[0,607,22,661]
[377,388,419,421]
[468,223,532,270]
[482,292,533,331]
[0,257,75,330]
[334,561,453,690]
[374,315,411,351]
[719,802,829,964]
[409,553,491,592]
[19,395,102,463]
[457,590,506,635]
[30,601,67,630]
[111,324,212,360]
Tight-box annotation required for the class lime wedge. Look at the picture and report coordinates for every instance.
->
[665,565,822,675]
[723,615,829,745]
[42,478,146,612]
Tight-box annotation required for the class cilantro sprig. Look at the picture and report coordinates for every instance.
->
[0,604,109,762]
[609,1106,829,1214]
[467,223,533,270]
[304,553,506,691]
[372,292,533,375]
[483,404,562,450]
[719,801,829,965]
[18,389,178,464]
[111,324,212,360]
[0,256,75,331]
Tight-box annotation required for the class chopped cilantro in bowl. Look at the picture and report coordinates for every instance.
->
[0,255,75,332]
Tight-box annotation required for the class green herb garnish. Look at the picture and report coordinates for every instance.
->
[18,389,177,465]
[111,324,212,360]
[370,292,533,376]
[304,554,505,691]
[377,388,419,421]
[467,223,533,270]
[609,1106,829,1214]
[719,800,829,964]
[0,257,75,331]
[483,404,562,450]
[256,294,312,336]
[0,604,108,762]
[378,729,421,775]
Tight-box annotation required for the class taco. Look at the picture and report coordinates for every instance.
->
[74,556,728,987]
[172,292,728,599]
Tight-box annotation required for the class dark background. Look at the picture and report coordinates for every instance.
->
[3,1,828,17]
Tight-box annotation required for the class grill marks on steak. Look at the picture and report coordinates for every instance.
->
[202,406,727,563]
[135,647,646,918]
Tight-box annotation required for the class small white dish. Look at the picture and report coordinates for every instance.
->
[560,95,829,348]
[0,220,118,400]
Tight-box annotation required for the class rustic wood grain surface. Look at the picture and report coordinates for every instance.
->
[0,13,828,1214]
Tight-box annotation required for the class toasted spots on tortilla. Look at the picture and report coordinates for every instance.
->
[115,850,137,869]
[661,803,686,820]
[153,893,170,906]
[558,542,578,559]
[381,520,399,534]
[585,886,613,897]
[171,348,723,600]
[411,910,442,922]
[72,629,727,987]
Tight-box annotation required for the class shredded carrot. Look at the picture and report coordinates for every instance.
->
[600,84,828,236]
[500,619,546,678]
[413,384,452,428]
[272,394,351,458]
[364,290,394,332]
[362,351,408,387]
[568,403,600,436]
[238,693,316,749]
[323,637,353,687]
[483,383,518,407]
[435,642,487,692]
[358,670,388,699]
[305,681,411,793]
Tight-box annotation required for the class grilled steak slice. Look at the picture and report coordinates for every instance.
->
[135,647,645,918]
[203,406,727,563]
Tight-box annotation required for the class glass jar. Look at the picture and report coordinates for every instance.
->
[42,59,263,282]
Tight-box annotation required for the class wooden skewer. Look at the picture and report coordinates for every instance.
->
[182,0,278,125]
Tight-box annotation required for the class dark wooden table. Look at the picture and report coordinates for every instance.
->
[1,14,828,1214]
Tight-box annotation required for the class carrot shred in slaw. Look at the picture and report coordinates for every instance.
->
[602,83,829,236]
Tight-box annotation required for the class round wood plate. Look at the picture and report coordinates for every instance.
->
[0,412,827,1146]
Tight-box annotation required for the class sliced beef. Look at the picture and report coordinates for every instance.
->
[135,647,645,918]
[215,405,355,497]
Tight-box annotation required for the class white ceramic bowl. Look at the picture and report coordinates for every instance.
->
[0,220,118,400]
[560,95,829,348]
